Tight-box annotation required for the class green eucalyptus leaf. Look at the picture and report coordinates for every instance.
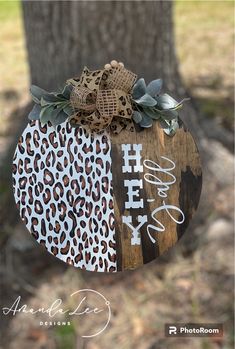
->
[171,97,191,110]
[28,104,41,120]
[132,78,146,99]
[146,79,162,97]
[39,103,64,124]
[63,104,74,116]
[56,93,68,99]
[162,127,172,136]
[41,98,69,110]
[143,107,160,120]
[30,85,48,104]
[171,119,179,131]
[51,110,68,127]
[132,110,142,123]
[162,119,179,137]
[161,109,178,120]
[139,113,153,128]
[159,118,171,129]
[40,97,52,107]
[134,93,157,107]
[61,84,73,99]
[42,93,65,103]
[40,105,56,125]
[156,93,179,110]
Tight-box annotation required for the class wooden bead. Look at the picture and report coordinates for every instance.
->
[118,62,124,68]
[104,63,112,70]
[111,60,118,68]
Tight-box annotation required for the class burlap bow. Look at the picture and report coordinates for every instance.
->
[68,66,137,134]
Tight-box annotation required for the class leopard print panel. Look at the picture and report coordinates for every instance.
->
[12,121,117,272]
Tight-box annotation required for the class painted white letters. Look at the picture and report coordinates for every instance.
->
[122,215,147,245]
[124,179,143,209]
[122,144,143,173]
[121,144,185,246]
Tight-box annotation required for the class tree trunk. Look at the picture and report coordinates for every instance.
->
[22,1,180,93]
[22,1,205,142]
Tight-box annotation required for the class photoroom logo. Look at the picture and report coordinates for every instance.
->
[165,323,223,337]
[168,326,177,335]
[2,288,111,338]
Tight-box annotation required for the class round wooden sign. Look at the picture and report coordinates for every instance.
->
[12,120,202,272]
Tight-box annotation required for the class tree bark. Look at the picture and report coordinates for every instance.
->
[22,0,209,152]
[22,1,180,92]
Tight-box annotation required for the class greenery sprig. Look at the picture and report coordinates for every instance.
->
[28,75,189,136]
[132,78,189,136]
[29,84,73,127]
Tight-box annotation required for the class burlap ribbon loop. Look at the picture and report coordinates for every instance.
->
[96,89,119,118]
[70,86,96,112]
[69,66,137,134]
[106,66,137,92]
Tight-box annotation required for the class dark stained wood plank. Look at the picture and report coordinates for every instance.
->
[111,119,202,270]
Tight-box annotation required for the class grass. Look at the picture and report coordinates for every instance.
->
[54,323,77,349]
[0,0,28,88]
[0,1,20,21]
[174,0,234,84]
[174,0,234,129]
[0,0,29,133]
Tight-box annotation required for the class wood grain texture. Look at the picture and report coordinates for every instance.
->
[111,120,202,271]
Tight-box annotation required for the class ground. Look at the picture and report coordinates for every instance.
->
[0,1,234,349]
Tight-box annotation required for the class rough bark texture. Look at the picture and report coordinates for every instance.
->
[22,1,180,92]
[22,1,206,145]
